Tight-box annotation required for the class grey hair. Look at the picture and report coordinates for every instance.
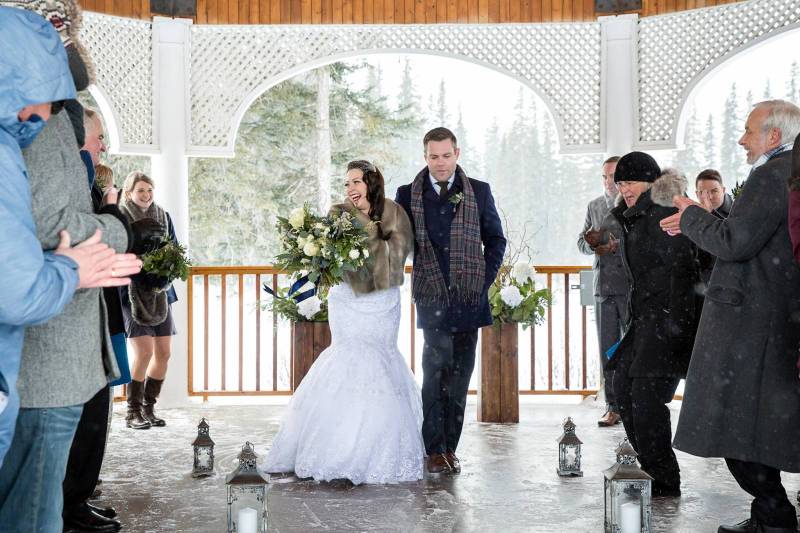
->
[754,100,800,145]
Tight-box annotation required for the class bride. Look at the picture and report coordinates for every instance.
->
[264,160,425,484]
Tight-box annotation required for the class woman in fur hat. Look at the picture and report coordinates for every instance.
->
[264,160,425,485]
[608,152,702,498]
[119,171,180,430]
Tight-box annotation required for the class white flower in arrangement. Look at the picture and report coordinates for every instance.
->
[296,296,322,320]
[348,249,360,260]
[362,248,369,259]
[500,285,524,308]
[512,262,536,284]
[303,241,320,257]
[288,207,306,230]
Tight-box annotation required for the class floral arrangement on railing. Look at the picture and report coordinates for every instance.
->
[264,203,371,321]
[488,220,551,329]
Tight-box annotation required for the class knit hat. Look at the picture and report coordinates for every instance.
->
[1,0,94,89]
[614,151,661,183]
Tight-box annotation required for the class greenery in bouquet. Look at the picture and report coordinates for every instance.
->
[274,203,372,291]
[140,237,192,285]
[488,221,551,330]
[731,180,744,200]
[265,285,328,323]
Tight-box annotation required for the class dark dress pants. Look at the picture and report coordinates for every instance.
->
[62,384,110,514]
[725,458,798,529]
[614,363,681,490]
[595,294,627,411]
[421,328,478,455]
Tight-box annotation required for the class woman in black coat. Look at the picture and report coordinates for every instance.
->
[609,152,701,497]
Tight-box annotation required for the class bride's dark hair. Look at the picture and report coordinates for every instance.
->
[347,160,386,238]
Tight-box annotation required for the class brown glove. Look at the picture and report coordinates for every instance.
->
[788,174,800,192]
[584,229,604,249]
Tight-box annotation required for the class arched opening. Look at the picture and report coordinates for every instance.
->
[673,27,800,188]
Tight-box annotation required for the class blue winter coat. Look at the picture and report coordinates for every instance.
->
[0,7,78,466]
[396,166,507,332]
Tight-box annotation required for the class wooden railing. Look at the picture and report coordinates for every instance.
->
[187,265,597,398]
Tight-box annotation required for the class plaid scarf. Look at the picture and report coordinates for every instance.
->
[410,165,485,307]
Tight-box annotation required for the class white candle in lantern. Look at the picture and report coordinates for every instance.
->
[237,507,258,533]
[620,500,641,533]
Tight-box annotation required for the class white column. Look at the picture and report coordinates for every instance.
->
[600,14,638,158]
[150,17,192,407]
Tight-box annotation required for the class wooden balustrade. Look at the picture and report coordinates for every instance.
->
[187,265,596,398]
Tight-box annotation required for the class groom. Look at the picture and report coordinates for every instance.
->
[396,127,506,474]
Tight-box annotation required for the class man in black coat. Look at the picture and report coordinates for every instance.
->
[609,152,701,498]
[693,168,733,286]
[662,100,800,533]
[396,127,506,475]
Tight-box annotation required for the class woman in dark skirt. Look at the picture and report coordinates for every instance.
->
[119,171,179,430]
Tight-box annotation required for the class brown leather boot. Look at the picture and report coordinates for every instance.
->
[126,380,151,430]
[426,453,452,474]
[597,410,622,427]
[445,451,461,474]
[142,376,166,427]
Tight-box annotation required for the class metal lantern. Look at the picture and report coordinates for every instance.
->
[226,442,269,533]
[603,438,653,533]
[557,417,583,477]
[192,418,215,478]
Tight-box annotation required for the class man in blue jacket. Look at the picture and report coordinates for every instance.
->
[396,127,506,474]
[0,6,140,472]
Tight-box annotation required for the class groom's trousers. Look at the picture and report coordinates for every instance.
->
[421,328,479,455]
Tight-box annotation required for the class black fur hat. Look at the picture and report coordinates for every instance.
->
[614,151,661,183]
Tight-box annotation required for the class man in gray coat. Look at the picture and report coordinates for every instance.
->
[578,155,629,427]
[661,100,800,533]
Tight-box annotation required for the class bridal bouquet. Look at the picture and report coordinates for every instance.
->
[489,262,551,330]
[274,204,372,292]
[265,283,328,322]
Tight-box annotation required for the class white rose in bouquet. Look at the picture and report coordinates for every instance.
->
[362,248,369,258]
[512,262,536,284]
[500,285,523,308]
[348,249,360,260]
[288,207,306,230]
[296,295,322,320]
[303,241,320,257]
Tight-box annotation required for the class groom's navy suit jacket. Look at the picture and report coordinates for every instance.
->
[395,167,506,333]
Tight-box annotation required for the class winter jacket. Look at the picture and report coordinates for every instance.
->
[396,167,506,332]
[697,193,733,285]
[609,175,702,379]
[0,7,78,466]
[329,199,414,295]
[674,150,800,472]
[577,193,628,298]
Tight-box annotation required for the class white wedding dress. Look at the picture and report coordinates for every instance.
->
[264,283,425,484]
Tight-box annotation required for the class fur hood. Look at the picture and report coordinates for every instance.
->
[651,172,688,207]
[329,199,414,295]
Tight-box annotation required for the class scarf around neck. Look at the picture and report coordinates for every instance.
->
[410,165,485,307]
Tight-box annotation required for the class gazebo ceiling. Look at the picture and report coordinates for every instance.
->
[80,0,742,24]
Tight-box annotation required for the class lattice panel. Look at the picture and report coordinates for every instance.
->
[638,0,800,145]
[190,24,602,152]
[80,13,153,147]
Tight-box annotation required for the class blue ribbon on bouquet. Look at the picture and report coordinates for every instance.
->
[605,338,621,360]
[263,274,316,303]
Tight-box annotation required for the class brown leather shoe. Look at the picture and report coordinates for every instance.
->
[427,453,452,474]
[446,452,461,474]
[598,410,622,427]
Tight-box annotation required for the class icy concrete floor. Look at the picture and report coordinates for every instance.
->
[99,400,799,532]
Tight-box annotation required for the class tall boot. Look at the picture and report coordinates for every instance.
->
[126,380,151,430]
[142,376,166,427]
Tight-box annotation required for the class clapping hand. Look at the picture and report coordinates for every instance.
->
[660,196,702,236]
[55,229,142,288]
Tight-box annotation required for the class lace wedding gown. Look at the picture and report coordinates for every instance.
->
[264,283,425,484]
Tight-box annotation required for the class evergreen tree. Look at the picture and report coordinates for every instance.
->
[436,79,449,126]
[189,62,418,264]
[787,61,800,103]
[763,79,772,100]
[719,83,745,185]
[674,109,702,180]
[704,114,717,169]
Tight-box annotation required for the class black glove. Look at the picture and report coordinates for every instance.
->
[130,218,166,255]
